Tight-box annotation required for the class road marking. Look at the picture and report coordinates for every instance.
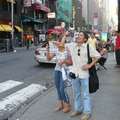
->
[0,84,47,111]
[0,80,23,94]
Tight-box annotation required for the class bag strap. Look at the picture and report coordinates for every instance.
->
[87,44,91,64]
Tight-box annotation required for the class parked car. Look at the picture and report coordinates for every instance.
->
[34,41,57,64]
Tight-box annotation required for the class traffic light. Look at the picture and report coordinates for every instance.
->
[2,0,7,5]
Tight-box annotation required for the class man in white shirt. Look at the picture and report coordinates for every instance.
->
[60,31,101,120]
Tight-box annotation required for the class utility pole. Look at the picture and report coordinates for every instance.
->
[11,0,16,52]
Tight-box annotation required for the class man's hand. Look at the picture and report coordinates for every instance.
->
[82,64,92,71]
[65,31,71,36]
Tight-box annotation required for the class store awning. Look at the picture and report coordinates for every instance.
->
[1,24,13,32]
[34,3,50,13]
[0,25,5,31]
[15,26,23,32]
[21,16,45,24]
[7,0,16,4]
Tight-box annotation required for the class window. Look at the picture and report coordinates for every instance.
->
[2,0,8,11]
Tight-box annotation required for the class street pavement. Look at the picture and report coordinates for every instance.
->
[0,46,55,120]
[9,52,120,120]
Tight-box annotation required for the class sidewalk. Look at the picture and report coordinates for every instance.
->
[15,52,120,120]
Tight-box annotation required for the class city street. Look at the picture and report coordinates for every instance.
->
[0,47,55,120]
[0,49,120,120]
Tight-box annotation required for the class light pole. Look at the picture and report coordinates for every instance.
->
[11,0,16,52]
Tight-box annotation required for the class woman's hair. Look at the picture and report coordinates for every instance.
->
[57,35,63,42]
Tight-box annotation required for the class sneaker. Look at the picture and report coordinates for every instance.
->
[70,110,83,117]
[81,113,92,120]
[68,27,75,34]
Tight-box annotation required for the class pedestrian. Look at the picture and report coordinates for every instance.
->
[96,44,108,69]
[26,38,29,49]
[87,33,97,49]
[60,31,101,120]
[46,36,72,113]
[115,31,120,67]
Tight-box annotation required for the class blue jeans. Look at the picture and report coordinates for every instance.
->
[72,77,91,114]
[54,70,69,103]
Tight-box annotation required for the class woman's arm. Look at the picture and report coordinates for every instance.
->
[46,44,55,61]
[100,50,106,56]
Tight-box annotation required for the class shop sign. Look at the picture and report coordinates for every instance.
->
[34,0,42,4]
[34,3,50,12]
[24,0,31,7]
[54,26,62,29]
[47,12,56,18]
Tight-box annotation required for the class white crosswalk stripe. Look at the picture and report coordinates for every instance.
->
[0,80,47,112]
[0,80,23,93]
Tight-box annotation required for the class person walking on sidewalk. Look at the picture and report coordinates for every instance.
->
[46,36,72,113]
[87,33,97,49]
[115,31,120,67]
[60,31,101,120]
[26,38,29,49]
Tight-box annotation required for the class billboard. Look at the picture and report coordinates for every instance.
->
[57,0,72,23]
[24,0,31,7]
[102,32,107,42]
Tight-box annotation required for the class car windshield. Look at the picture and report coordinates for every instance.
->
[41,41,57,48]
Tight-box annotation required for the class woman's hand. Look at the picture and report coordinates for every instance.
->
[46,44,49,51]
[58,60,64,66]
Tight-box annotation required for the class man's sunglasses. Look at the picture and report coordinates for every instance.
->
[78,49,80,56]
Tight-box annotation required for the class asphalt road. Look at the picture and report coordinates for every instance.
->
[0,49,55,120]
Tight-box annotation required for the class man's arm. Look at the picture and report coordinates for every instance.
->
[82,58,100,71]
[60,31,71,47]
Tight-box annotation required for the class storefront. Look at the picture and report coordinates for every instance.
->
[34,2,50,43]
[21,15,46,46]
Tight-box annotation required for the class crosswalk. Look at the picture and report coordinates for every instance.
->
[0,80,47,113]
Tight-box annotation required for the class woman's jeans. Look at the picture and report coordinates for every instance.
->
[72,77,92,114]
[54,70,69,103]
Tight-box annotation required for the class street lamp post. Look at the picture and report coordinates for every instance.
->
[11,0,16,52]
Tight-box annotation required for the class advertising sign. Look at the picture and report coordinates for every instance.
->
[24,0,31,7]
[57,0,72,23]
[34,0,42,4]
[102,32,107,42]
[48,13,56,18]
[39,34,45,41]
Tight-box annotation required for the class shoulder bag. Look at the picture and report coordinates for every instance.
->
[87,44,99,93]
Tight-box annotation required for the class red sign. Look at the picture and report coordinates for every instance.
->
[24,0,31,7]
[47,29,64,35]
[94,13,98,18]
[9,22,13,25]
[34,3,50,12]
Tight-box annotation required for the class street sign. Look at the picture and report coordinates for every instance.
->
[94,26,98,29]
